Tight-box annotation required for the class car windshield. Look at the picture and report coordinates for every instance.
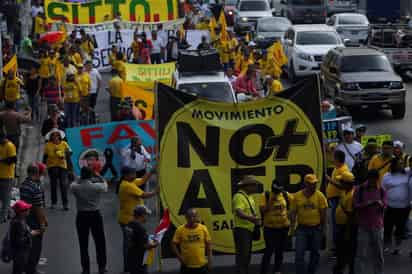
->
[338,16,368,25]
[224,0,238,5]
[296,32,339,45]
[179,82,235,102]
[239,1,269,11]
[258,19,290,32]
[291,0,324,5]
[341,55,392,73]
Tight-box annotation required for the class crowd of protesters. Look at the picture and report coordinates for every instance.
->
[0,1,411,274]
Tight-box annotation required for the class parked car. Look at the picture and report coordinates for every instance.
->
[280,0,327,24]
[282,24,344,80]
[223,0,238,26]
[255,16,292,48]
[321,47,406,119]
[326,0,358,16]
[234,0,275,34]
[327,13,369,44]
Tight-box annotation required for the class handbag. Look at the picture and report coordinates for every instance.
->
[239,192,261,241]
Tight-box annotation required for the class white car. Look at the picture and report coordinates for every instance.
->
[234,0,275,34]
[282,24,344,80]
[173,71,238,103]
[327,13,370,44]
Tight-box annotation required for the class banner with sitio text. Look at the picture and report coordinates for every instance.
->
[157,77,324,254]
[66,120,155,178]
[45,0,179,25]
[125,62,175,90]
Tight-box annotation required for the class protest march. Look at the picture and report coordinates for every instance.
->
[0,0,412,274]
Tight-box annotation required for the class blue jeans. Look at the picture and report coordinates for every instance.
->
[64,102,80,128]
[295,225,322,274]
[329,197,340,247]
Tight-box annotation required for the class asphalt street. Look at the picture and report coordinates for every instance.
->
[1,76,412,274]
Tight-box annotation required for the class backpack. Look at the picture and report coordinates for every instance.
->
[1,227,13,263]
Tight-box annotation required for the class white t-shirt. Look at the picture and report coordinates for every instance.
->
[121,145,151,171]
[152,38,166,54]
[31,6,44,18]
[157,30,168,47]
[89,68,102,94]
[336,141,363,170]
[382,173,412,208]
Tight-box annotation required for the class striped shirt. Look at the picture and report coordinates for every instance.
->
[20,178,45,229]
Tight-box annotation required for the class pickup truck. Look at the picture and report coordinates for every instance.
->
[367,24,412,75]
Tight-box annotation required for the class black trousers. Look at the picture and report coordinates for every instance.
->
[48,167,68,207]
[12,250,30,274]
[180,265,208,274]
[151,53,162,64]
[89,93,98,109]
[384,206,411,246]
[260,227,289,274]
[110,97,121,121]
[76,210,107,273]
[25,233,43,274]
[233,227,253,274]
[333,224,357,274]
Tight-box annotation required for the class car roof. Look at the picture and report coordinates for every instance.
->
[334,13,367,18]
[257,16,291,24]
[175,72,230,84]
[332,47,384,56]
[292,25,336,32]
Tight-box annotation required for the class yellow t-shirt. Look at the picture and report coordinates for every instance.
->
[172,224,211,268]
[44,141,70,169]
[260,192,292,228]
[368,154,392,180]
[336,189,354,225]
[3,78,22,102]
[81,40,94,55]
[326,164,350,199]
[269,80,284,95]
[229,38,238,60]
[291,190,328,227]
[49,56,59,76]
[217,40,230,64]
[113,60,126,80]
[78,73,91,97]
[39,57,51,79]
[109,52,117,66]
[34,16,46,35]
[131,41,140,59]
[232,190,257,232]
[118,180,144,225]
[0,141,16,179]
[63,81,81,103]
[69,53,83,67]
[109,76,123,98]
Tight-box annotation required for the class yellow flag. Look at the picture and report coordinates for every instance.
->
[121,82,154,120]
[209,17,217,41]
[219,10,227,33]
[2,55,18,76]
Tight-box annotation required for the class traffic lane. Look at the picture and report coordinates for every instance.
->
[354,81,412,148]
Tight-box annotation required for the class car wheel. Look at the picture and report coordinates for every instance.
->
[392,103,406,119]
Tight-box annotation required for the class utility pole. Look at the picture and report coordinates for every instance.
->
[21,0,32,39]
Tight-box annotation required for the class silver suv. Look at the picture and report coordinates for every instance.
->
[320,47,406,119]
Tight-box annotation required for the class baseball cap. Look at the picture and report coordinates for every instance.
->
[343,128,355,134]
[36,162,47,175]
[336,171,355,183]
[12,200,32,213]
[394,140,404,149]
[304,174,318,184]
[134,205,152,216]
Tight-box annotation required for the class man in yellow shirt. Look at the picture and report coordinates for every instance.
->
[118,167,158,273]
[33,12,47,38]
[0,131,17,223]
[368,140,394,181]
[326,150,350,252]
[260,180,292,274]
[334,172,356,274]
[113,52,127,80]
[76,64,92,107]
[290,174,327,274]
[1,70,23,105]
[108,69,124,121]
[172,208,212,274]
[63,72,81,127]
[232,176,261,274]
[264,75,284,96]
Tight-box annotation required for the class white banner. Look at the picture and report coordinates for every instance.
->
[90,29,134,71]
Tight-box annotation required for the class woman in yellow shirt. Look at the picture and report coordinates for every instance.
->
[260,181,292,274]
[76,64,91,106]
[63,72,81,127]
[43,128,73,210]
